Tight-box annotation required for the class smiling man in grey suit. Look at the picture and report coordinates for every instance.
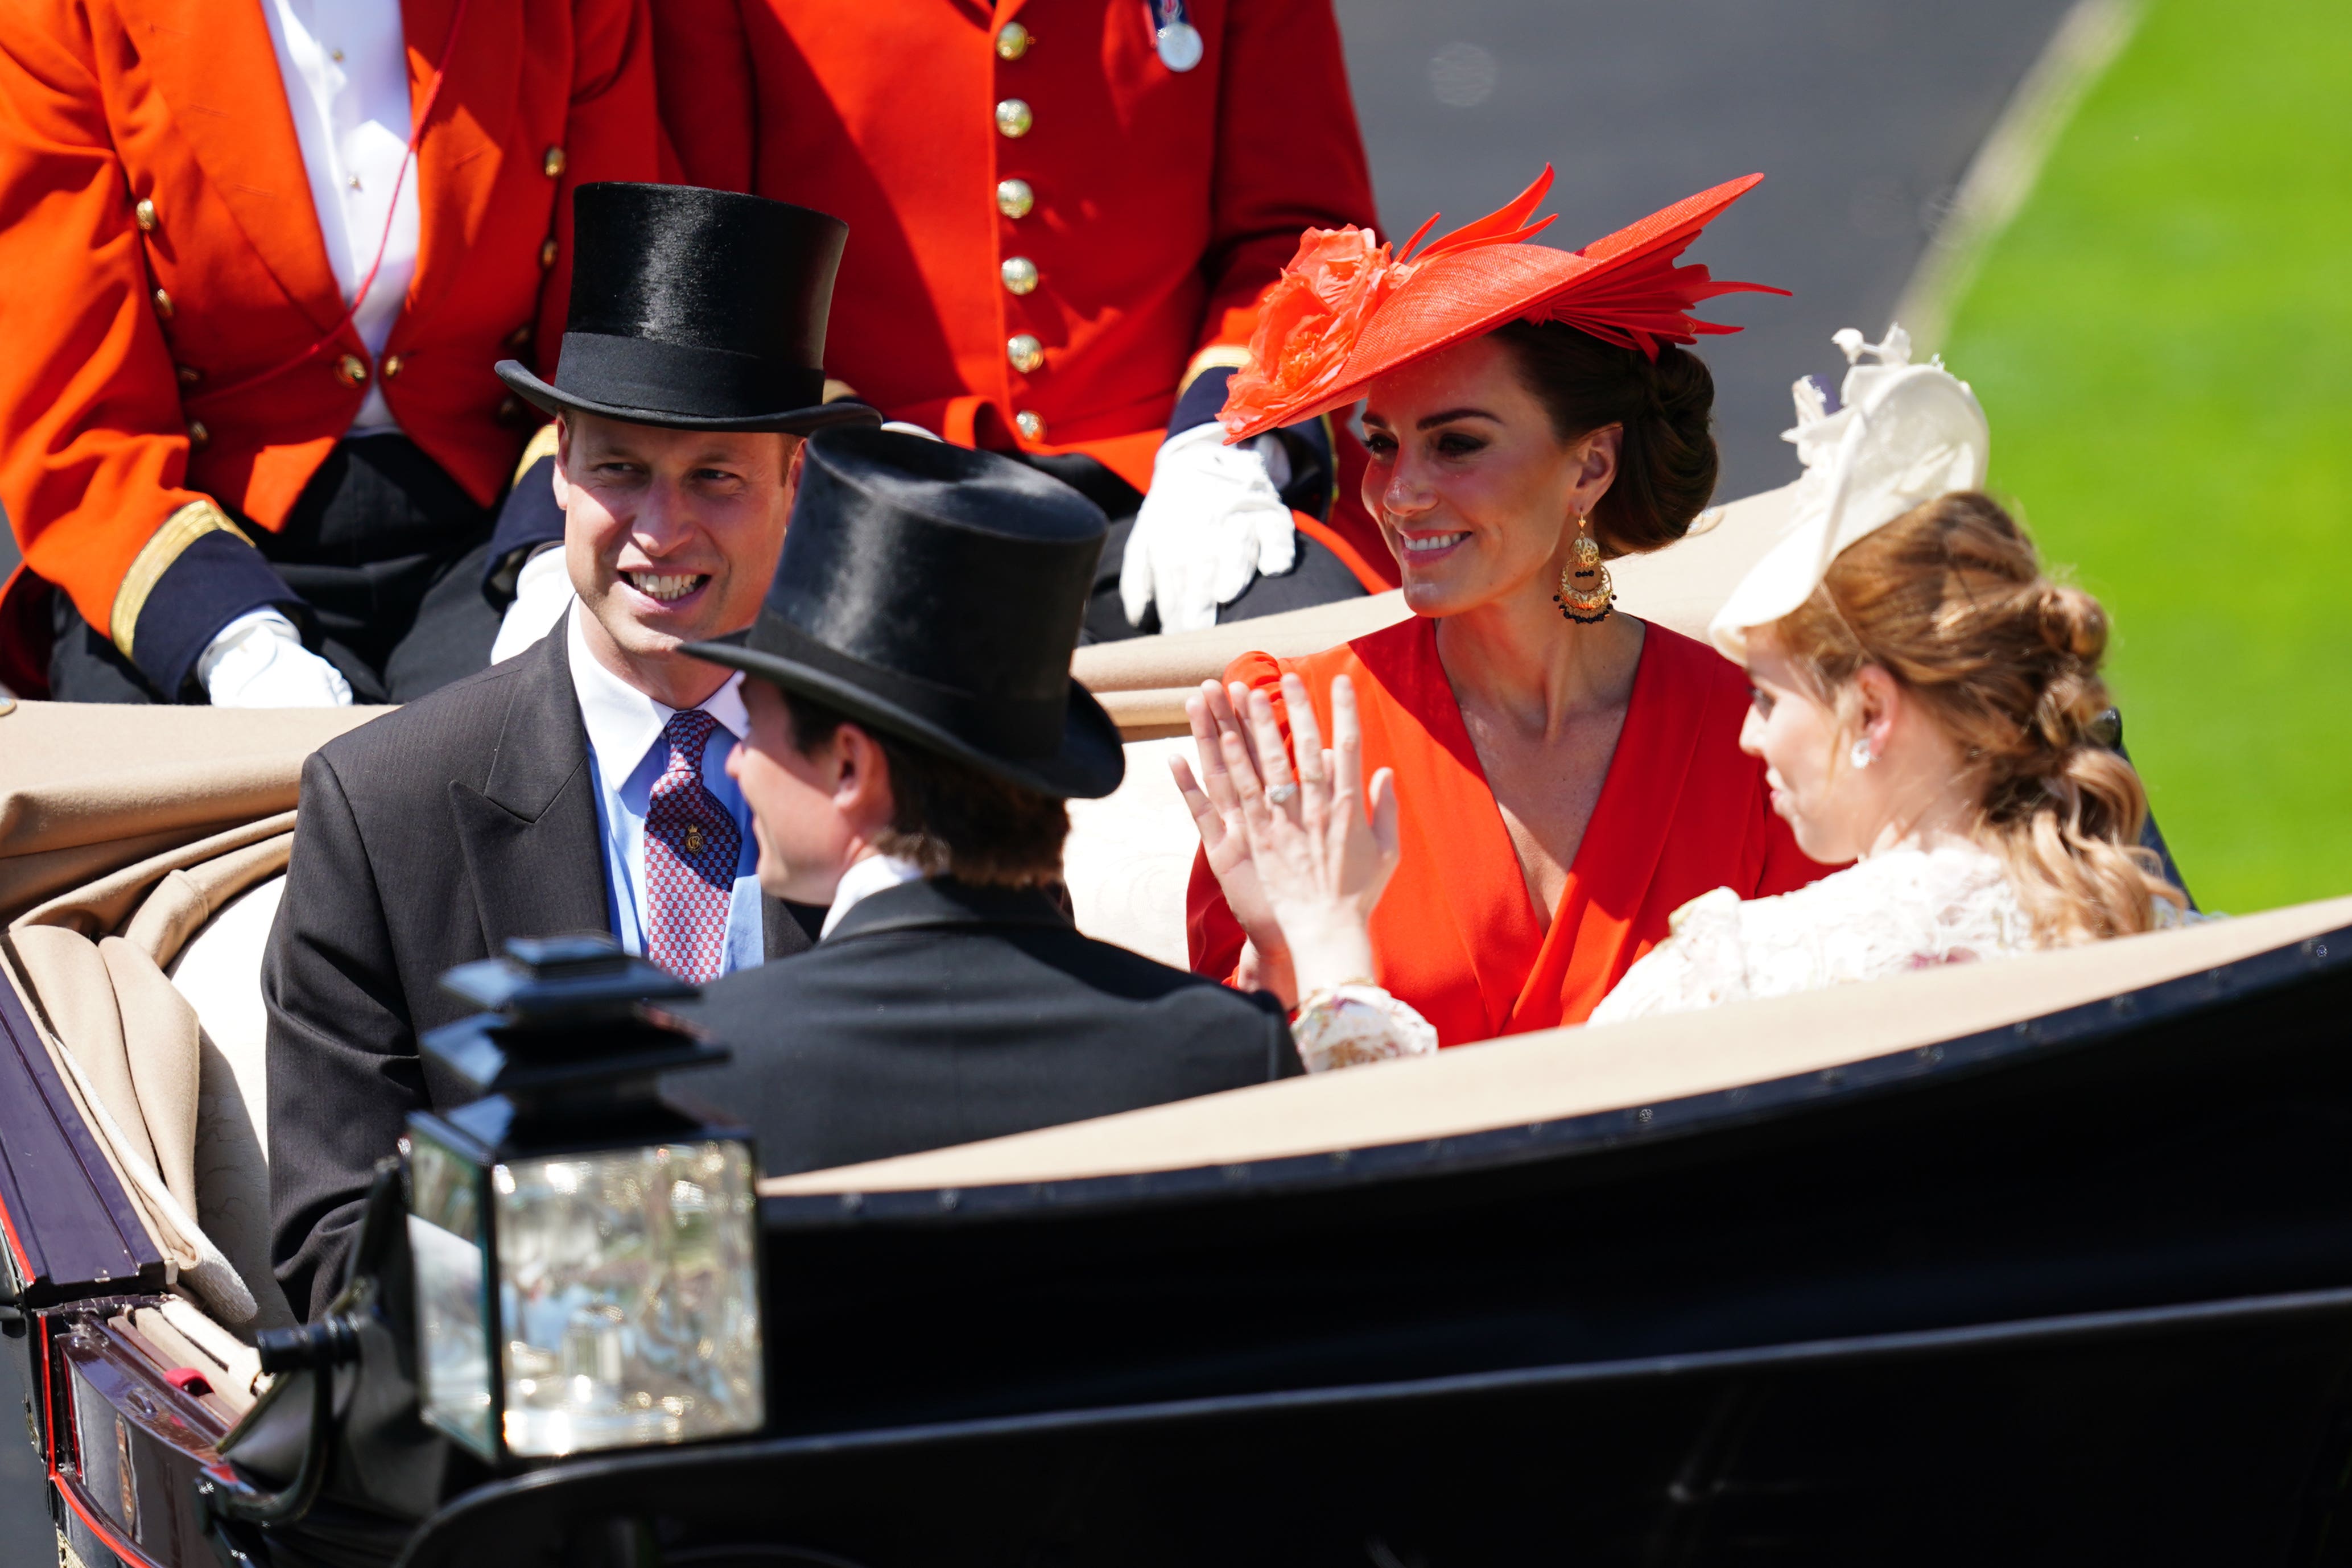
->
[266,183,878,1319]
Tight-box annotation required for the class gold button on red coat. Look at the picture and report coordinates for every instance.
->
[336,353,368,386]
[995,21,1031,59]
[1006,333,1044,373]
[543,146,567,179]
[1014,410,1045,441]
[134,198,158,232]
[381,354,405,380]
[995,98,1032,138]
[151,287,173,319]
[174,364,201,386]
[1000,257,1038,295]
[540,238,558,269]
[185,419,209,451]
[996,178,1034,220]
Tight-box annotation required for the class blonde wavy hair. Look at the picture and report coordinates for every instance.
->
[1772,490,2184,944]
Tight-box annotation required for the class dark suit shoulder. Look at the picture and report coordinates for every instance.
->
[692,920,1274,1010]
[1059,927,1289,1022]
[685,920,1293,1068]
[311,629,593,834]
[315,651,533,788]
[675,906,1299,1176]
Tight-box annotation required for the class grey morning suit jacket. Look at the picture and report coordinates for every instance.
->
[262,628,819,1319]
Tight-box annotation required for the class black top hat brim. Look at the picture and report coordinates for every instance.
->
[682,625,1128,802]
[496,360,884,437]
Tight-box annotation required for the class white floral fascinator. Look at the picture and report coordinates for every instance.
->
[1707,324,1990,661]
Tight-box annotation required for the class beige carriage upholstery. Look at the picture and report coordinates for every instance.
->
[767,893,2352,1196]
[0,480,1806,1336]
[0,701,384,1335]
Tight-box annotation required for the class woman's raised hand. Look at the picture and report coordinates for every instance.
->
[1173,678,1289,995]
[1239,671,1400,998]
[1173,671,1398,1007]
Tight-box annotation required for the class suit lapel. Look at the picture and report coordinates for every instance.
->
[448,632,611,954]
[398,0,524,331]
[125,0,343,332]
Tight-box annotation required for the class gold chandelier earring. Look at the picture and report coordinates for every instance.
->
[1554,515,1615,624]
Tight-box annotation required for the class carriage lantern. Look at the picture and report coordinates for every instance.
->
[405,936,764,1465]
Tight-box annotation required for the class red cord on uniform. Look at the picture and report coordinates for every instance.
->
[194,0,481,405]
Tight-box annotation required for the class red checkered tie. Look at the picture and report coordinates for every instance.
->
[643,708,741,984]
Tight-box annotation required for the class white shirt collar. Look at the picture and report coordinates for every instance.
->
[567,606,748,778]
[819,852,928,939]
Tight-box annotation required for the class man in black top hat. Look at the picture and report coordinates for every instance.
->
[266,183,878,1319]
[671,427,1301,1178]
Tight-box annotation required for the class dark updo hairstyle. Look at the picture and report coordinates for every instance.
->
[1490,320,1720,556]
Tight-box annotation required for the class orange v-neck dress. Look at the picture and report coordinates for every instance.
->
[1186,616,1834,1045]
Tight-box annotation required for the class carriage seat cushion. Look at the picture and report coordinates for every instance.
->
[164,876,294,1332]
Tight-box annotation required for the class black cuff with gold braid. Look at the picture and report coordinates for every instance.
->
[113,500,302,699]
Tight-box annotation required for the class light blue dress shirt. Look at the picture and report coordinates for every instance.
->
[567,608,766,975]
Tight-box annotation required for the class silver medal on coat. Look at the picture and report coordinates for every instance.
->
[1151,0,1202,71]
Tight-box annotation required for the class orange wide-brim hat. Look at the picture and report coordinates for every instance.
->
[1220,167,1786,443]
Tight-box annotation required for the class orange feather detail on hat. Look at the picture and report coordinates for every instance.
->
[1219,167,1788,443]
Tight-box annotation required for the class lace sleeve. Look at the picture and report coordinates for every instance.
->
[1587,888,1754,1025]
[1291,984,1440,1073]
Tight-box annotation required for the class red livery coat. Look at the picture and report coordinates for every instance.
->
[654,0,1396,581]
[0,0,665,694]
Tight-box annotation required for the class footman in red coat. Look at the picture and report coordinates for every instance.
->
[0,0,665,703]
[643,0,1402,641]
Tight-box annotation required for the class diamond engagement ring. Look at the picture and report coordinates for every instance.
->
[1266,783,1299,806]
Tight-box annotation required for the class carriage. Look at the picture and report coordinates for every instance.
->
[4,480,2348,1567]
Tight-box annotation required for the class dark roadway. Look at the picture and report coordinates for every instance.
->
[1335,0,2078,501]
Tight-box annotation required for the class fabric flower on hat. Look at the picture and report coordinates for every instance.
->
[1217,166,1782,443]
[1220,227,1412,439]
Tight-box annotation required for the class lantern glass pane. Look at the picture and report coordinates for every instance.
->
[494,1139,764,1457]
[409,1129,494,1456]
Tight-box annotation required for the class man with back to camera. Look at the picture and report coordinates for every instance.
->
[266,182,879,1319]
[671,426,1302,1176]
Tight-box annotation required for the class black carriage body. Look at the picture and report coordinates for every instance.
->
[10,918,2352,1566]
[390,923,2352,1566]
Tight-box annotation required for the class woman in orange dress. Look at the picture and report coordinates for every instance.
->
[1179,168,1831,1045]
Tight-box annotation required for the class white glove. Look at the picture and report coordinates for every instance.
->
[1119,423,1297,633]
[197,609,353,707]
[490,543,576,665]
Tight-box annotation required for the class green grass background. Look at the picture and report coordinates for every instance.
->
[1941,0,2352,913]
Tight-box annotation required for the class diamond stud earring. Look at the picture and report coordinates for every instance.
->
[1848,738,1875,771]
